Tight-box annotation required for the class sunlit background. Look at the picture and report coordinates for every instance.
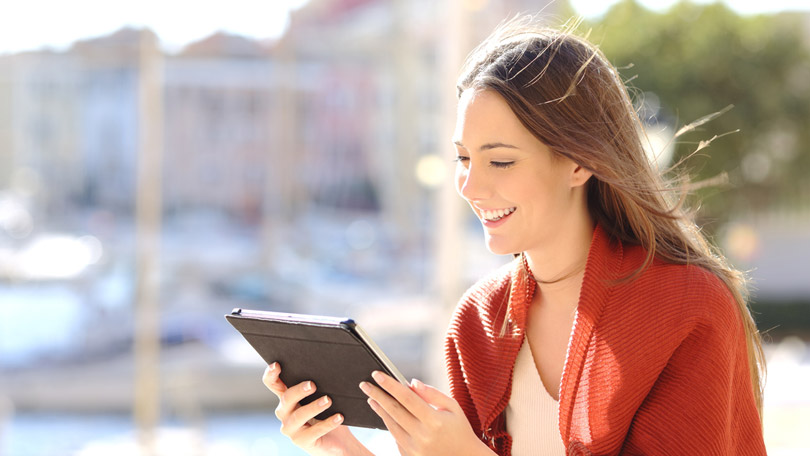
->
[1,0,809,455]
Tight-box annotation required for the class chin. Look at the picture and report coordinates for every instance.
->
[484,236,519,256]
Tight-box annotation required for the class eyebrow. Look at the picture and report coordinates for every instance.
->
[453,141,519,152]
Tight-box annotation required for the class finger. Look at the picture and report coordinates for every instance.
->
[367,397,411,449]
[290,413,345,448]
[281,395,334,437]
[276,380,317,421]
[410,378,460,412]
[360,380,418,431]
[370,371,435,421]
[262,363,287,396]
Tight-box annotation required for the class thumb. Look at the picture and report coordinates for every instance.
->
[410,378,460,412]
[262,362,288,397]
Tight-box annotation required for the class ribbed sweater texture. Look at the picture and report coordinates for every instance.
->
[444,225,766,455]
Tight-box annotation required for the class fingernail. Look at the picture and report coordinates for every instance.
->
[269,362,278,371]
[333,414,343,424]
[411,378,423,390]
[367,398,378,410]
[359,381,370,393]
[318,396,329,406]
[303,381,313,392]
[371,371,384,384]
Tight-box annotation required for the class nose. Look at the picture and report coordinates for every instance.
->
[455,160,488,202]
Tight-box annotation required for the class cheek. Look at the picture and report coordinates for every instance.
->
[516,180,559,214]
[454,167,465,197]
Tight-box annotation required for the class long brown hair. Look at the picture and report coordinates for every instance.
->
[458,17,765,415]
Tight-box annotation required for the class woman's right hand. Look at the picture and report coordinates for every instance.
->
[262,362,373,456]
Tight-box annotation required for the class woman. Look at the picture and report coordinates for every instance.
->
[262,19,767,455]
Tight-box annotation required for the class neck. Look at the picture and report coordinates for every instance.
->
[523,215,594,293]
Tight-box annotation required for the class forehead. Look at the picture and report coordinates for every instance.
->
[453,89,527,143]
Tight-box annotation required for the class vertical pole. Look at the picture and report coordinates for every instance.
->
[134,28,163,456]
[0,396,12,455]
[263,34,297,269]
[392,0,420,261]
[428,0,471,391]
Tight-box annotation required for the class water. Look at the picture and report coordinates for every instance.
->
[0,412,398,456]
[0,284,86,367]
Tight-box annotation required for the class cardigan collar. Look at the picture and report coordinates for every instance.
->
[474,224,624,445]
[557,224,623,445]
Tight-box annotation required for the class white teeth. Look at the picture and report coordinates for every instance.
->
[482,207,515,221]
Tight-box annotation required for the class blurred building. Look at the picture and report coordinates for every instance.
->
[0,30,142,223]
[0,0,558,229]
[278,0,562,244]
[72,28,142,213]
[165,33,275,223]
[0,51,83,222]
[0,29,275,225]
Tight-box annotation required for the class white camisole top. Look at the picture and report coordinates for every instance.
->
[505,338,567,456]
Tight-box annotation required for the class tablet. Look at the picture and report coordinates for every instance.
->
[225,308,408,429]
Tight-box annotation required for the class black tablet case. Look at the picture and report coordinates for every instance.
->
[225,309,401,429]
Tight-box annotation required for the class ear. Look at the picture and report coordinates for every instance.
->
[569,164,593,188]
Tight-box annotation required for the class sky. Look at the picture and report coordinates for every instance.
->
[1,0,809,55]
[0,0,308,55]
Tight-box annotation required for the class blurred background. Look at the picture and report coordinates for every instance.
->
[0,0,808,454]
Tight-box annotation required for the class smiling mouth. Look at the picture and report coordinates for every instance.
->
[481,207,516,222]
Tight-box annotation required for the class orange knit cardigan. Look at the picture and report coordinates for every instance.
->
[444,225,766,455]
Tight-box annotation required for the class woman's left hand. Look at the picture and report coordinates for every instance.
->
[359,371,494,456]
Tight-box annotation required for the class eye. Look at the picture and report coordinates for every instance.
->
[454,156,470,166]
[489,161,514,169]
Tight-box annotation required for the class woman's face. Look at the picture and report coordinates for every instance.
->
[453,89,588,256]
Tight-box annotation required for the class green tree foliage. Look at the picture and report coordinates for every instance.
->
[579,0,810,226]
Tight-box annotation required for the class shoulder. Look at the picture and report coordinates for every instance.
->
[624,244,734,308]
[611,243,741,338]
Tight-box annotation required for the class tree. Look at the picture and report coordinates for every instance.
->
[580,0,810,227]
